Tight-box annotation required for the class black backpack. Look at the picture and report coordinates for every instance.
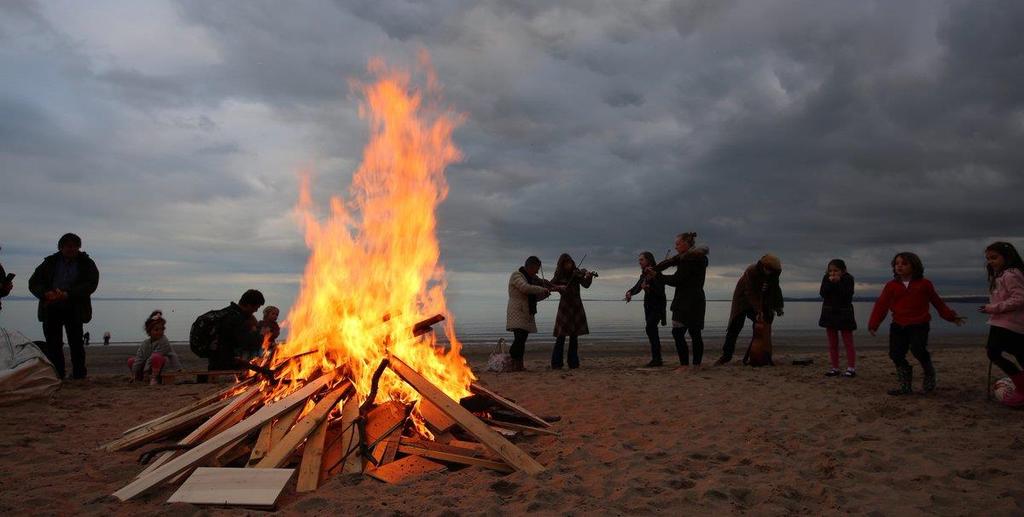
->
[189,307,232,358]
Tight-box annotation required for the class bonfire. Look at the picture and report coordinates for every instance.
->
[104,55,553,509]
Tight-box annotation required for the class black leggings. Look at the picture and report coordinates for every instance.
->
[889,322,933,371]
[645,314,662,363]
[552,335,580,369]
[672,325,704,366]
[987,325,1024,377]
[509,329,529,361]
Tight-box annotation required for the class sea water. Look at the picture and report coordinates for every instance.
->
[0,296,989,349]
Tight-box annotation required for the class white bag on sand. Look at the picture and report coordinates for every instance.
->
[486,338,514,373]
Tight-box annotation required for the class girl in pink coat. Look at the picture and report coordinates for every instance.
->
[979,241,1024,407]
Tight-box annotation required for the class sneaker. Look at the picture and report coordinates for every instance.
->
[644,360,664,368]
[825,368,840,377]
[713,356,732,367]
[842,368,856,378]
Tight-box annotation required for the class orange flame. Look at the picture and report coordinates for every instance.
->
[269,54,475,405]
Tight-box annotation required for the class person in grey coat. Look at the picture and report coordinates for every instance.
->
[506,256,556,371]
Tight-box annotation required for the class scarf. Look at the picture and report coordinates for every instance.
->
[519,266,540,315]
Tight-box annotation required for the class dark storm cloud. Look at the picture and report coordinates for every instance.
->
[1,0,1021,304]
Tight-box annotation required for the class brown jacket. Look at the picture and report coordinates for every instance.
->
[729,263,783,321]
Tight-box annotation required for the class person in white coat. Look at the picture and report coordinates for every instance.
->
[506,256,556,371]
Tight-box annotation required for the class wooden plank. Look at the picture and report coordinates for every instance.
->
[363,401,408,447]
[255,382,350,469]
[296,417,330,492]
[122,381,248,436]
[397,443,513,472]
[317,426,344,486]
[160,370,244,379]
[447,439,499,459]
[417,399,456,434]
[470,383,552,428]
[400,436,489,457]
[481,417,561,436]
[388,354,545,475]
[335,396,362,475]
[366,455,446,485]
[112,374,333,501]
[167,467,293,508]
[248,405,303,466]
[104,398,233,452]
[137,388,262,479]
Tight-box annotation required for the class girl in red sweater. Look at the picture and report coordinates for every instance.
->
[868,252,966,395]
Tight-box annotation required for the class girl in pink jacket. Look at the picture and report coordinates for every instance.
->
[980,241,1024,407]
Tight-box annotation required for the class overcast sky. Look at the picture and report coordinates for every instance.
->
[1,0,1022,308]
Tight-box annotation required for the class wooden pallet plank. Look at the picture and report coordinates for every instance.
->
[112,374,333,501]
[104,398,233,452]
[397,443,513,472]
[122,381,249,436]
[336,396,363,475]
[366,455,446,485]
[480,417,560,436]
[417,398,456,433]
[167,467,293,508]
[296,417,330,492]
[248,404,302,466]
[137,388,262,479]
[388,354,545,475]
[255,382,350,469]
[470,382,552,428]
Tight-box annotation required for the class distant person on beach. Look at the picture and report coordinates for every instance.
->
[819,259,857,378]
[978,242,1024,406]
[129,312,183,385]
[83,331,90,347]
[195,289,265,382]
[506,256,555,372]
[714,254,784,366]
[0,244,12,312]
[256,305,281,356]
[868,252,966,396]
[648,232,709,371]
[550,253,594,369]
[626,251,667,367]
[28,233,100,380]
[103,331,111,346]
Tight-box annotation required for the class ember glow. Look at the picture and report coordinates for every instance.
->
[264,54,475,405]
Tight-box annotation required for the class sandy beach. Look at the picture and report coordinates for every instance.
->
[1,337,1022,516]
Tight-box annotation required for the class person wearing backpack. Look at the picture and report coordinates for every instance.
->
[193,289,265,382]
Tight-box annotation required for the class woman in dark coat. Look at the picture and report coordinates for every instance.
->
[650,232,708,369]
[551,253,593,369]
[819,259,857,377]
[626,251,667,367]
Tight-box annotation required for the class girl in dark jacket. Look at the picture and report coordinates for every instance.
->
[551,253,594,369]
[819,259,857,377]
[625,251,667,367]
[650,232,708,370]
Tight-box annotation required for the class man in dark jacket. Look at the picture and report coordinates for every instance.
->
[28,233,100,380]
[714,254,784,366]
[199,289,265,382]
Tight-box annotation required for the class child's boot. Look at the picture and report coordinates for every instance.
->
[1001,371,1024,407]
[888,365,913,396]
[922,363,937,393]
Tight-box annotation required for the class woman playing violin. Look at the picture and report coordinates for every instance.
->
[550,253,595,369]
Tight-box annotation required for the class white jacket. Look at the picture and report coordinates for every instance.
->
[506,270,550,333]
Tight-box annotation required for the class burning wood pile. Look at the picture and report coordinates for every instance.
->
[107,316,554,508]
[105,56,536,508]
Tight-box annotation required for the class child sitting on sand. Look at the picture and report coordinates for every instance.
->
[819,259,857,377]
[868,252,966,395]
[978,242,1024,406]
[128,312,183,385]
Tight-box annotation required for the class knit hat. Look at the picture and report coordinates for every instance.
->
[759,254,782,272]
